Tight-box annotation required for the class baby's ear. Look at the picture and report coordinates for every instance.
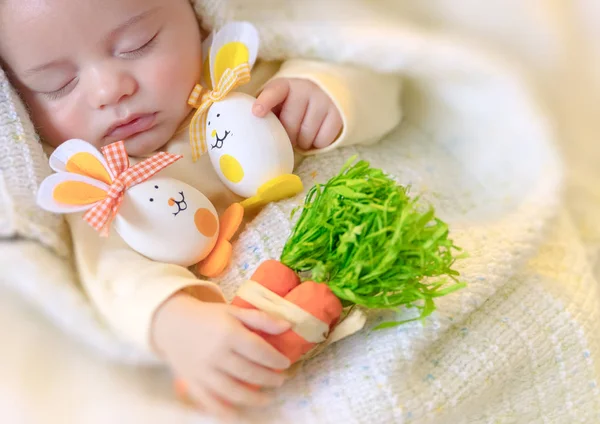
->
[37,173,109,214]
[49,139,113,185]
[209,21,259,87]
[200,32,214,90]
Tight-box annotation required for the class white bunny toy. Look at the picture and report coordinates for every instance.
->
[36,139,243,277]
[187,21,304,210]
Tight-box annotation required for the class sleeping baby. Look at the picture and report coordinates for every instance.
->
[0,0,402,417]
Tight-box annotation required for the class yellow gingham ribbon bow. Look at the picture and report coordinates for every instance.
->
[187,62,251,161]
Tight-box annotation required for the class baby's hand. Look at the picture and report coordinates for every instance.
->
[152,293,291,418]
[253,78,343,150]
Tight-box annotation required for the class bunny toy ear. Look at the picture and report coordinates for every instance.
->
[209,21,259,88]
[37,172,110,214]
[38,139,113,214]
[49,139,113,185]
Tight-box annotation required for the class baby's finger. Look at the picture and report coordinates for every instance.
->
[253,79,290,117]
[233,330,291,370]
[184,381,237,420]
[278,92,309,146]
[207,370,272,407]
[220,351,286,387]
[296,98,328,150]
[229,306,290,334]
[313,106,343,149]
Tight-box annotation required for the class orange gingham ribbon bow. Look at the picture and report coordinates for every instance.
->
[83,141,182,236]
[187,62,251,161]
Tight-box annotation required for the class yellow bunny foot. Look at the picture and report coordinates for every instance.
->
[240,174,303,210]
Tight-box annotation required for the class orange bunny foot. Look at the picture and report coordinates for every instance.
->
[196,203,244,277]
[197,238,232,277]
[218,202,244,241]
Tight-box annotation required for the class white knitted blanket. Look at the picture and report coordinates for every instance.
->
[2,1,599,423]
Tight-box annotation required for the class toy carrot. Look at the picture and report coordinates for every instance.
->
[232,157,466,366]
[232,260,343,364]
[176,157,466,400]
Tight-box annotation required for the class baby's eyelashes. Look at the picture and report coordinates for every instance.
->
[17,64,78,101]
[117,31,160,60]
[37,77,79,101]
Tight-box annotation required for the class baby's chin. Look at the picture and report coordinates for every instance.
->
[119,124,174,158]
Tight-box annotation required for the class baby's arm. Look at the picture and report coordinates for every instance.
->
[67,215,290,417]
[67,213,223,349]
[253,59,403,153]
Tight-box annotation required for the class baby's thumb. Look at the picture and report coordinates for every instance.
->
[229,307,291,335]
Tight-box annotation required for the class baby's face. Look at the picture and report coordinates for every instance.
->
[0,0,202,156]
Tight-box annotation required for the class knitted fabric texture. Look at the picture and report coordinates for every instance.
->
[2,1,598,423]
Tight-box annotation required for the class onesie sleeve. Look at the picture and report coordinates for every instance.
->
[261,59,403,155]
[67,213,226,354]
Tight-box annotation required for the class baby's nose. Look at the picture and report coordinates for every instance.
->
[168,198,175,206]
[86,65,138,109]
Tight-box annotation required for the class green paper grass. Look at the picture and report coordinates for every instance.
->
[280,157,466,328]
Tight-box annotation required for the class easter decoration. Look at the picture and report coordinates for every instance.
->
[187,21,303,210]
[176,158,466,401]
[36,139,243,277]
[229,157,467,368]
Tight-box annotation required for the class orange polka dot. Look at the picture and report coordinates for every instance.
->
[194,208,218,237]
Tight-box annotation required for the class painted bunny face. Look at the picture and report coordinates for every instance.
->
[37,139,220,267]
[205,92,294,198]
[114,177,218,266]
[188,21,299,201]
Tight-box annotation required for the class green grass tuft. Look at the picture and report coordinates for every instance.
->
[280,157,466,328]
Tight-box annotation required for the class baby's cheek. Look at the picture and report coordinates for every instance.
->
[148,55,200,107]
[29,97,93,147]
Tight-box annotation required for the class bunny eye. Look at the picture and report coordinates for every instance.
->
[208,121,211,126]
[217,113,221,117]
[154,185,158,189]
[149,198,154,202]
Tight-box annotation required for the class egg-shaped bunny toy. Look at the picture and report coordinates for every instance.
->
[205,92,295,198]
[188,21,303,210]
[112,176,219,266]
[37,139,243,277]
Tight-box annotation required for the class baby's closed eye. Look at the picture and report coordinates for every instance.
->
[116,30,160,59]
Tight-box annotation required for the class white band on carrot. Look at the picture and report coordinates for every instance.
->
[236,280,330,343]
